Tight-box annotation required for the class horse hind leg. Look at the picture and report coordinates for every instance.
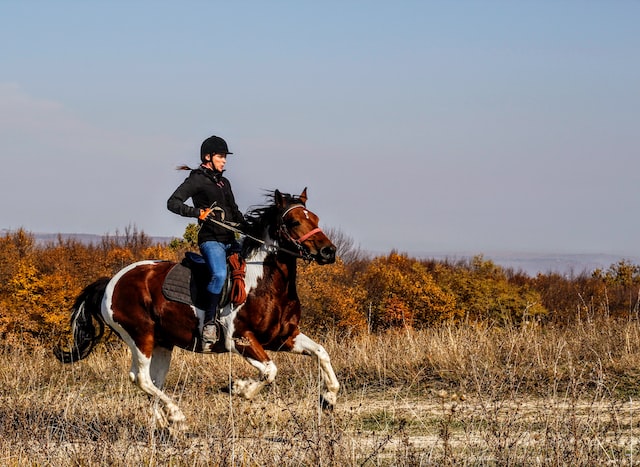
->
[149,346,173,388]
[129,346,186,427]
[291,332,340,409]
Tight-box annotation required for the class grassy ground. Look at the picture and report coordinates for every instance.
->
[1,319,640,465]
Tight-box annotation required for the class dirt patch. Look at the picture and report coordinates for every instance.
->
[327,390,640,464]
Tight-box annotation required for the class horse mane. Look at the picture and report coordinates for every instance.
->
[242,190,305,257]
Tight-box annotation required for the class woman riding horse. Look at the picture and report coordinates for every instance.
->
[55,188,339,427]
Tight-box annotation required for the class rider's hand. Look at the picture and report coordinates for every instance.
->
[198,208,213,221]
[199,207,223,222]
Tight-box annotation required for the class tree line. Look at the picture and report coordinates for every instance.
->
[1,226,639,340]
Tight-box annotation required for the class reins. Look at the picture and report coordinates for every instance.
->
[205,210,320,261]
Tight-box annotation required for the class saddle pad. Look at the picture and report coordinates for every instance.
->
[162,263,198,307]
[161,253,238,309]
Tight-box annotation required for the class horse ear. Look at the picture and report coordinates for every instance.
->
[299,187,308,204]
[275,189,284,207]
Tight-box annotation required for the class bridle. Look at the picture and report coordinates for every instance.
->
[204,203,324,261]
[278,204,324,260]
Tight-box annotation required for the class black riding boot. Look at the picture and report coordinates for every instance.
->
[202,292,221,345]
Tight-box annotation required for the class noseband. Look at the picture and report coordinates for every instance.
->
[279,204,324,260]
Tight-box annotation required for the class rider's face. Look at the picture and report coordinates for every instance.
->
[211,153,227,172]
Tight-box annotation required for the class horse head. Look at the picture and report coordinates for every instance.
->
[275,187,336,264]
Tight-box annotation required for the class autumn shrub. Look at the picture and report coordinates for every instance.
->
[593,259,640,317]
[4,226,640,343]
[355,252,461,331]
[531,260,640,324]
[0,229,178,339]
[297,259,368,336]
[0,229,31,296]
[532,272,600,324]
[425,255,547,324]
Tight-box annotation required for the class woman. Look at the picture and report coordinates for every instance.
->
[167,135,245,345]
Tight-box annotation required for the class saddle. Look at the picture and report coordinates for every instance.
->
[161,251,247,309]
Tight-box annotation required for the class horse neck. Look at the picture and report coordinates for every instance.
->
[276,250,297,280]
[277,253,298,299]
[244,233,298,297]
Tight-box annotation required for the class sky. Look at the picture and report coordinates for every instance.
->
[1,1,639,257]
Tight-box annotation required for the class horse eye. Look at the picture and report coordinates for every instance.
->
[286,220,301,228]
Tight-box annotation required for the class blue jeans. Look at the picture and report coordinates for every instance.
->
[199,240,238,295]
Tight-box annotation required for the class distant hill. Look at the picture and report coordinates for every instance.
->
[414,252,640,277]
[31,232,176,245]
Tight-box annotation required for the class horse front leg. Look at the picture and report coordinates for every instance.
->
[290,332,340,409]
[232,334,278,400]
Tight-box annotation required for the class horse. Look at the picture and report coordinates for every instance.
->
[54,188,339,426]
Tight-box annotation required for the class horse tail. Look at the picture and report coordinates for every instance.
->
[53,276,110,363]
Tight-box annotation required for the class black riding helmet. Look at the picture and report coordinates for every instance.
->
[200,135,233,162]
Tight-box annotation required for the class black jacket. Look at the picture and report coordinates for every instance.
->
[167,166,244,244]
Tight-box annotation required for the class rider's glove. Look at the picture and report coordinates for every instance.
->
[198,208,215,221]
[198,207,224,222]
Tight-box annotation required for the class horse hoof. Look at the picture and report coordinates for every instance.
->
[231,379,262,400]
[232,379,252,398]
[320,393,336,411]
[166,405,187,425]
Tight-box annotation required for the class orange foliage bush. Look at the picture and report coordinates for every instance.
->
[356,252,461,331]
[297,259,368,336]
[425,255,547,324]
[535,260,640,323]
[1,257,78,335]
[0,229,178,338]
[2,227,640,341]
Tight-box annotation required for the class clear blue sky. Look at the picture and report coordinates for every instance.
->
[1,1,639,256]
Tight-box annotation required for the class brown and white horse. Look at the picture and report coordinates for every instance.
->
[54,188,339,426]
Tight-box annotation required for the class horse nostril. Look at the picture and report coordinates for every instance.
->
[320,246,336,261]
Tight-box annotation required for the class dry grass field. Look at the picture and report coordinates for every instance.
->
[2,319,640,466]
